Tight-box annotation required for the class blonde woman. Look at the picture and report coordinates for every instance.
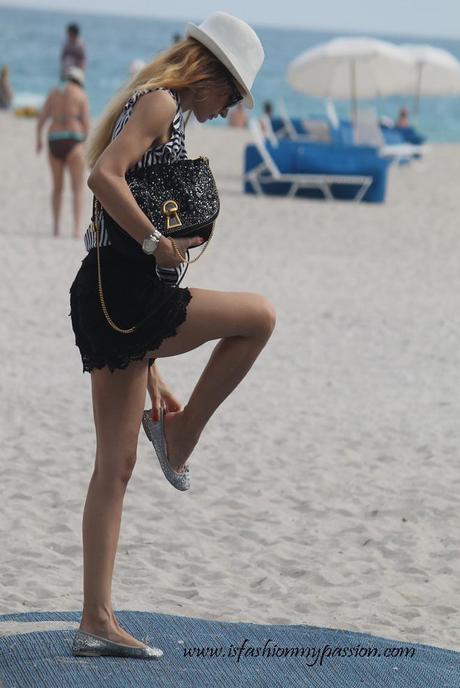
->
[70,13,275,659]
[37,66,90,238]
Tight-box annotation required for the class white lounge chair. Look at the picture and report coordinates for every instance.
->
[245,119,373,202]
[259,113,279,148]
[324,98,340,130]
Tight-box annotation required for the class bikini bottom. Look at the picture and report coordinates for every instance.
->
[48,131,85,160]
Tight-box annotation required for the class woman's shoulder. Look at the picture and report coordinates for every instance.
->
[113,88,177,138]
[126,87,179,111]
[44,87,63,109]
[125,89,179,128]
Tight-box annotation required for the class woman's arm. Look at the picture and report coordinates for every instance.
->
[88,90,203,266]
[88,91,177,245]
[80,94,91,139]
[36,92,53,153]
[147,362,182,421]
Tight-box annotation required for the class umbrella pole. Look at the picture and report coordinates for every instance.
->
[350,59,357,123]
[413,62,422,116]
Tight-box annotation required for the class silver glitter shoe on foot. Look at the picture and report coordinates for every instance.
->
[72,630,163,659]
[142,406,190,491]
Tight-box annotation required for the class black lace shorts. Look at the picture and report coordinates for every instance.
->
[69,247,192,373]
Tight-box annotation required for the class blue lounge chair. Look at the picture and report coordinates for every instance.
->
[245,120,376,202]
[381,124,427,145]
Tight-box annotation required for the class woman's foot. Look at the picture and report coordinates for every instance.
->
[78,622,148,649]
[79,617,145,647]
[163,410,200,474]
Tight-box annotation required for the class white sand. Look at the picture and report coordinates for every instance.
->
[1,111,460,651]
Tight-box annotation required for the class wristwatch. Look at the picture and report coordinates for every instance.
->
[142,229,162,255]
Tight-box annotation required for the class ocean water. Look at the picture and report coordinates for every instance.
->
[1,5,460,141]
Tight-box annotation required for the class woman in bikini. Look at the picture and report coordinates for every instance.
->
[36,66,90,238]
[70,12,275,660]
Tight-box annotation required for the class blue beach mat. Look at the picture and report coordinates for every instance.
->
[0,610,459,687]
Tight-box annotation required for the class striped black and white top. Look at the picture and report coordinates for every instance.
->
[84,87,189,286]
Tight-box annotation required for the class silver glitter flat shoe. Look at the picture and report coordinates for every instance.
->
[72,630,163,659]
[142,406,190,491]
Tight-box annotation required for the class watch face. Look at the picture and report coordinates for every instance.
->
[143,237,155,254]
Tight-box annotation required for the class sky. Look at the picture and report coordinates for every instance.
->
[1,0,460,39]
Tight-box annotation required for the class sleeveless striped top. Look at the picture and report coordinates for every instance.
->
[84,87,189,286]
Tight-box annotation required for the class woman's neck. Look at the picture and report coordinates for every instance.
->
[177,88,193,113]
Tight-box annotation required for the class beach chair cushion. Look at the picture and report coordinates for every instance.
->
[294,142,390,202]
[384,125,426,145]
[244,141,390,202]
[270,117,286,135]
[331,120,354,145]
[381,128,406,145]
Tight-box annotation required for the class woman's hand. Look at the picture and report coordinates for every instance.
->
[147,364,182,422]
[154,235,204,268]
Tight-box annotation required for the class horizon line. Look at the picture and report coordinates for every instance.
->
[1,2,460,42]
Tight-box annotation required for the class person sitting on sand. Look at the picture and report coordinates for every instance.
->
[36,66,90,238]
[69,11,275,660]
[0,65,13,109]
[262,101,272,118]
[396,107,410,128]
[259,100,273,135]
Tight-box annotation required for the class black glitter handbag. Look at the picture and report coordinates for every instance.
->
[98,155,220,264]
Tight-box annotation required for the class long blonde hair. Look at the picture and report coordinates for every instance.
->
[87,38,236,168]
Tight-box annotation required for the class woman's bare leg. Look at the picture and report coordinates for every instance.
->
[78,289,275,644]
[146,288,276,471]
[48,152,64,237]
[79,360,150,647]
[67,143,85,238]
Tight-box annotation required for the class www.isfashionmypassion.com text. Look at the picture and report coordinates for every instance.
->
[181,638,416,666]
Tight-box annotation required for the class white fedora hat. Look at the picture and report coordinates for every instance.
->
[185,12,264,109]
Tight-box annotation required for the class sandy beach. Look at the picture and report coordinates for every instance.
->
[1,110,460,652]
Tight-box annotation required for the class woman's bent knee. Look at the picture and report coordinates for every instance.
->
[253,294,276,340]
[146,288,276,359]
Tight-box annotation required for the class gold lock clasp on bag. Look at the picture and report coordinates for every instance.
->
[162,200,182,232]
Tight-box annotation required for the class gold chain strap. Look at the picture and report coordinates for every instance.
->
[94,214,137,334]
[93,201,215,334]
[169,221,215,263]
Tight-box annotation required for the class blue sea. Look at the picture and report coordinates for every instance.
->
[1,5,460,141]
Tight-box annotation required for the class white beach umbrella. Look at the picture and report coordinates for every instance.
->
[287,37,415,116]
[399,44,460,113]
